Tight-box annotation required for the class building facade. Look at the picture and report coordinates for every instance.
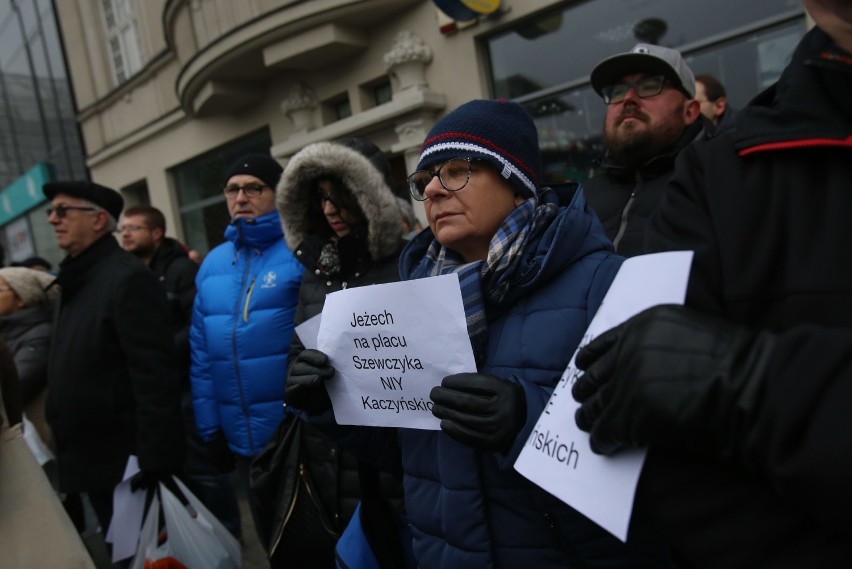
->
[49,0,806,257]
[0,0,87,265]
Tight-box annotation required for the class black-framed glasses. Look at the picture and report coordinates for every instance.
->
[223,183,268,198]
[46,205,97,218]
[407,158,476,201]
[601,75,667,105]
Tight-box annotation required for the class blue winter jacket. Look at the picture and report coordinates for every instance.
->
[190,211,303,457]
[395,186,624,568]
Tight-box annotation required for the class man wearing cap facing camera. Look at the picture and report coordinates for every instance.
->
[190,153,303,541]
[44,181,185,537]
[583,43,706,257]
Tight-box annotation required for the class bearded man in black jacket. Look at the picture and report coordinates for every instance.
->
[572,1,852,566]
[583,43,706,256]
[45,182,184,537]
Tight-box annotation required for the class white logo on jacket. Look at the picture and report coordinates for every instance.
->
[261,271,277,288]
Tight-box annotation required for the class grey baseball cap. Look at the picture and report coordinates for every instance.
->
[590,43,695,99]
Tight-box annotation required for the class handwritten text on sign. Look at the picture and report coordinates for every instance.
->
[514,251,694,542]
[317,274,477,429]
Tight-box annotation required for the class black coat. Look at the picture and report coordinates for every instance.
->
[583,118,707,257]
[641,27,852,567]
[149,237,198,384]
[47,235,185,493]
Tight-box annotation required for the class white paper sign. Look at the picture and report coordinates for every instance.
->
[106,455,147,562]
[514,251,694,542]
[317,273,477,429]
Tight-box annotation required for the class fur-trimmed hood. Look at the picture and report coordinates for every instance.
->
[276,140,403,262]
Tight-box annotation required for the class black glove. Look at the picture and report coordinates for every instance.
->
[286,349,335,415]
[204,431,235,473]
[430,373,526,452]
[572,304,774,457]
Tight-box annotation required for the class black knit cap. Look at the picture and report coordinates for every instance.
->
[43,180,124,220]
[225,153,284,189]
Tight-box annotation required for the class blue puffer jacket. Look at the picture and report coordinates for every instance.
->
[190,211,303,457]
[396,186,625,568]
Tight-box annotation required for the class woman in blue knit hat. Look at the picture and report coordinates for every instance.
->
[286,100,670,568]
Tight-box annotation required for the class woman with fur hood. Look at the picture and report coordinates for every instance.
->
[275,137,407,567]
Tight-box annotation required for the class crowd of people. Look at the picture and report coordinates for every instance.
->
[0,0,849,567]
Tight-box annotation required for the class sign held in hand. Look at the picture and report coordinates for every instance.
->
[317,274,477,430]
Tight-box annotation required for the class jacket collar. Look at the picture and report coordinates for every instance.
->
[55,234,120,299]
[734,26,852,155]
[223,211,283,252]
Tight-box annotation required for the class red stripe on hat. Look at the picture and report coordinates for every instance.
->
[422,132,538,181]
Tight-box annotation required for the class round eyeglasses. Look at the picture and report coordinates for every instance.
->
[407,158,476,201]
[601,75,668,105]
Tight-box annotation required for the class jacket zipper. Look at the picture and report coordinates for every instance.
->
[231,248,255,454]
[269,465,302,557]
[612,175,639,252]
[301,462,339,536]
[243,276,257,322]
[268,462,339,558]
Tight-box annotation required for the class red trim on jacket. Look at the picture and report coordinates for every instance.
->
[739,136,852,156]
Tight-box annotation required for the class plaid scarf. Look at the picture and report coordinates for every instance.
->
[409,191,559,363]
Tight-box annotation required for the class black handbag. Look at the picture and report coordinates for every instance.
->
[251,412,340,566]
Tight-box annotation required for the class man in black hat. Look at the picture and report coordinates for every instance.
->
[190,153,303,544]
[44,181,185,543]
[583,43,706,256]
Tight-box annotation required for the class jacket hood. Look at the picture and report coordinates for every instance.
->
[276,141,403,262]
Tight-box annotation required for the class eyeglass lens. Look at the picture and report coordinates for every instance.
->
[46,205,95,218]
[407,158,473,201]
[224,183,266,198]
[602,75,666,105]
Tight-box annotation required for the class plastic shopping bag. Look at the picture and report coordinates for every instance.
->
[131,477,241,569]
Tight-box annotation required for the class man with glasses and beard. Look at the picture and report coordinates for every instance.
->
[44,181,184,547]
[583,43,706,257]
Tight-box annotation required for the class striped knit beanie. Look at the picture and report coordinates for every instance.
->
[417,99,541,198]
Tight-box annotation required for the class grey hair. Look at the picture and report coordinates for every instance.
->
[79,198,118,232]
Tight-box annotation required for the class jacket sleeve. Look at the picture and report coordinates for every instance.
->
[114,269,185,472]
[172,258,199,360]
[645,142,725,313]
[646,141,852,535]
[13,335,49,405]
[189,268,219,441]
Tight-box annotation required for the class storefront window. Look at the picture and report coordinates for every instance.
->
[485,0,805,184]
[171,129,272,256]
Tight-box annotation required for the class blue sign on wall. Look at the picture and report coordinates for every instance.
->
[0,163,55,226]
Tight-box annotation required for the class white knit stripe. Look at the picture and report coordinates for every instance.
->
[420,141,537,195]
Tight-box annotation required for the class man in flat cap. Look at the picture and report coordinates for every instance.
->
[44,181,184,543]
[190,154,302,541]
[583,43,708,256]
